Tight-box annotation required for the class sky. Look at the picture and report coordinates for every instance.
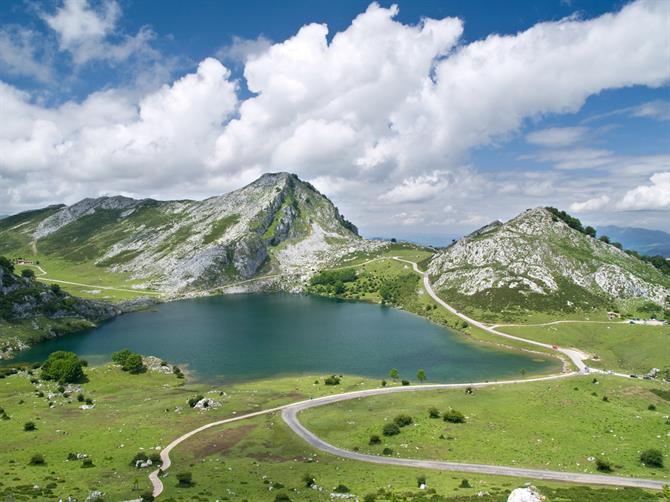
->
[0,0,669,244]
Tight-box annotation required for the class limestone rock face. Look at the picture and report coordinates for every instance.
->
[507,486,544,502]
[428,207,670,314]
[1,172,383,294]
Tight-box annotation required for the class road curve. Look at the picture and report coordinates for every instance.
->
[392,257,588,373]
[282,381,669,490]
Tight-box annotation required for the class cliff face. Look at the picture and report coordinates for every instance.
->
[0,173,378,294]
[428,207,670,316]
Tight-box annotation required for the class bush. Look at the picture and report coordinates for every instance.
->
[21,268,35,279]
[443,409,466,423]
[459,479,471,488]
[368,434,381,445]
[29,453,45,465]
[111,348,132,365]
[274,494,291,501]
[77,393,84,402]
[416,474,426,487]
[310,268,356,287]
[382,447,393,455]
[81,458,94,468]
[140,491,155,501]
[382,423,400,436]
[381,379,387,387]
[187,395,204,408]
[640,449,664,468]
[176,471,193,487]
[333,484,350,493]
[324,375,341,385]
[596,458,613,472]
[123,353,145,374]
[401,380,410,386]
[648,404,656,411]
[393,414,413,427]
[67,452,77,461]
[40,351,85,384]
[131,452,148,466]
[302,473,316,487]
[24,421,36,431]
[428,407,440,418]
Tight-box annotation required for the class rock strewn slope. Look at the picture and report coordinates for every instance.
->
[427,208,670,315]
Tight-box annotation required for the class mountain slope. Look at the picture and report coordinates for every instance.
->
[597,225,670,257]
[427,208,670,320]
[0,173,378,294]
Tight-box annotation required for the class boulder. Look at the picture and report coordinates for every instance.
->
[507,486,544,502]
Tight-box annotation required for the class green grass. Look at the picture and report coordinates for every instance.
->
[502,322,670,374]
[301,375,670,481]
[202,214,240,245]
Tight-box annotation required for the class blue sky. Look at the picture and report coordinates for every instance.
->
[0,0,668,243]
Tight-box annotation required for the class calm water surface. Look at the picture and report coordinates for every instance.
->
[11,294,557,382]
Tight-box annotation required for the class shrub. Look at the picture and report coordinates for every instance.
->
[149,452,161,464]
[333,484,350,493]
[602,396,609,402]
[274,494,291,501]
[81,458,94,468]
[401,380,410,386]
[382,447,393,455]
[85,398,94,405]
[369,434,381,445]
[77,393,84,402]
[648,404,657,411]
[21,268,35,279]
[382,423,400,436]
[324,375,341,385]
[393,414,413,427]
[416,474,426,487]
[596,458,613,472]
[428,407,440,418]
[187,395,204,408]
[640,449,664,468]
[381,380,387,387]
[67,453,77,461]
[363,494,376,502]
[123,353,145,374]
[140,491,155,501]
[302,473,316,487]
[459,479,471,488]
[24,421,36,431]
[111,348,132,365]
[176,471,193,487]
[40,351,85,384]
[443,409,466,423]
[29,453,45,465]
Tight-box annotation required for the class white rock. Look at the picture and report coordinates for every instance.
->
[507,486,545,502]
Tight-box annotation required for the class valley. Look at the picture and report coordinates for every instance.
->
[1,173,669,502]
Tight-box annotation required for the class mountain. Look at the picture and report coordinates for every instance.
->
[0,173,379,294]
[427,207,670,320]
[597,225,670,257]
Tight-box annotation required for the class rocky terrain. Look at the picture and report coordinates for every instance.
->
[428,207,670,316]
[0,173,383,294]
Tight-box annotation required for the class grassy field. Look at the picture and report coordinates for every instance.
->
[301,375,670,481]
[502,322,670,375]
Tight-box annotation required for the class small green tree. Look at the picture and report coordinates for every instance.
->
[122,353,145,374]
[416,369,427,383]
[21,268,35,279]
[584,226,597,238]
[41,351,85,384]
[111,348,132,366]
[389,368,399,381]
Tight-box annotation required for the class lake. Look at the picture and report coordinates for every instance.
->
[10,294,557,382]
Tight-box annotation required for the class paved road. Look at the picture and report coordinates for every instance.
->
[146,257,656,497]
[282,381,669,490]
[392,257,589,373]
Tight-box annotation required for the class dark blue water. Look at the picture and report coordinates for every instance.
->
[10,294,556,382]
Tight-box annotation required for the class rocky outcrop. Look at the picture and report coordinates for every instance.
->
[507,486,544,502]
[428,207,670,312]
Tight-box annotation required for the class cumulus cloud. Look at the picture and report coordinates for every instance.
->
[569,194,611,212]
[0,27,53,82]
[0,0,669,230]
[41,0,157,65]
[216,35,273,64]
[618,172,670,210]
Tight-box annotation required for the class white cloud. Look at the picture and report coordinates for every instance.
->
[41,0,157,65]
[0,27,53,82]
[216,35,273,64]
[631,100,670,121]
[618,172,670,210]
[569,194,610,212]
[0,0,669,231]
[526,127,588,146]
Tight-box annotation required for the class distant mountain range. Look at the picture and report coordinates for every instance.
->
[597,225,670,258]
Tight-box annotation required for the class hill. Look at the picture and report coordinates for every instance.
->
[597,225,670,257]
[0,258,119,358]
[0,173,380,295]
[427,207,670,321]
